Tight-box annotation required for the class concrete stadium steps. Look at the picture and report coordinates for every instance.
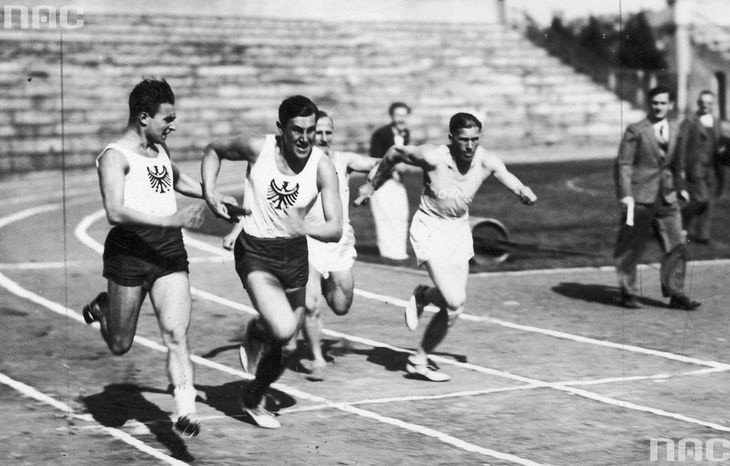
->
[0,13,641,171]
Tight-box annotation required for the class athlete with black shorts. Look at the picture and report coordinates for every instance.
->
[83,78,225,436]
[202,95,342,429]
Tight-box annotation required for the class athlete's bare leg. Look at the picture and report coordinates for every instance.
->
[242,271,305,406]
[148,271,198,430]
[93,281,146,355]
[302,267,354,379]
[412,256,468,365]
[322,269,354,316]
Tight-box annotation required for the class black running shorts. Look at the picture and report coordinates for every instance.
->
[234,232,308,291]
[102,225,189,288]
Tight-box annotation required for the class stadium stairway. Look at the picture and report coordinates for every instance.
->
[0,13,643,171]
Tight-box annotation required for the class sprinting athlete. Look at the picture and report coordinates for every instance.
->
[83,78,217,436]
[202,95,342,428]
[298,110,379,381]
[357,112,536,381]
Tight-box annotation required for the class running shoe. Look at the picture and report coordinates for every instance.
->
[239,318,266,375]
[305,361,326,382]
[240,393,281,429]
[404,285,428,331]
[405,356,450,382]
[82,292,107,324]
[174,414,201,437]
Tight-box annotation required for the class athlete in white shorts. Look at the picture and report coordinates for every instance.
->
[357,112,537,381]
[301,111,379,381]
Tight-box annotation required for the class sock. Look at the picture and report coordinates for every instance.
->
[173,384,197,417]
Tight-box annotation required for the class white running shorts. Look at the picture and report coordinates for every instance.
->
[409,209,474,266]
[307,223,357,275]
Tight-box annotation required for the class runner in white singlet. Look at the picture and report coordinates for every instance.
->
[202,96,342,429]
[83,78,218,437]
[357,112,537,382]
[299,111,379,381]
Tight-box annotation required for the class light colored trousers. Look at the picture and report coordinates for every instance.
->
[370,178,409,260]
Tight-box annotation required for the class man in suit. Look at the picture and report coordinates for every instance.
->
[679,90,726,244]
[614,85,700,311]
[368,102,412,261]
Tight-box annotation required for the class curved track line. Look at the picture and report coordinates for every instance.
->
[0,372,188,466]
[5,205,541,466]
[565,176,602,196]
[70,208,730,437]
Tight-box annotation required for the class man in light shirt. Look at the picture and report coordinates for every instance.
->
[614,85,699,311]
[368,102,412,261]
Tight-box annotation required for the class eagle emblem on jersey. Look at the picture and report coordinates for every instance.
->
[147,166,171,193]
[267,179,299,209]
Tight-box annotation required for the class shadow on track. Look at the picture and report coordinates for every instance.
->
[80,383,194,462]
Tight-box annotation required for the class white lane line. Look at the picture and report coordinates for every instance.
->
[0,272,541,466]
[0,371,188,466]
[352,289,730,370]
[565,176,602,196]
[161,231,730,371]
[184,283,730,435]
[14,207,543,465]
[0,205,60,229]
[70,208,730,436]
[1,187,95,206]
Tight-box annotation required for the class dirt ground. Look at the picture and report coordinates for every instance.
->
[2,164,730,465]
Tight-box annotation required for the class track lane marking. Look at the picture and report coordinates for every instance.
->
[5,206,545,465]
[0,371,188,466]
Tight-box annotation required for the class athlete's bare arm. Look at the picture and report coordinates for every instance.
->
[98,149,203,228]
[344,152,380,174]
[354,144,438,205]
[483,151,537,205]
[201,135,265,220]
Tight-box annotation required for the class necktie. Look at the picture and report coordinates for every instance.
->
[658,124,668,153]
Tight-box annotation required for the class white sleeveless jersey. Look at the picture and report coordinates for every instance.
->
[242,135,323,238]
[306,151,352,226]
[96,143,177,217]
[419,145,487,219]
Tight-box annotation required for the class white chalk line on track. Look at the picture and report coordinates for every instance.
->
[71,208,730,433]
[4,208,545,465]
[0,366,187,465]
[162,223,730,372]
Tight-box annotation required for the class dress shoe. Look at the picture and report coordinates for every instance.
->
[619,294,642,309]
[669,294,701,311]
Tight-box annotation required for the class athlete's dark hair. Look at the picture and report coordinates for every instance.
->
[449,112,482,134]
[316,110,330,120]
[128,77,174,120]
[278,95,318,127]
[388,102,411,116]
[648,85,673,101]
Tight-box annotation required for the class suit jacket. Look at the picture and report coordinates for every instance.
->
[369,124,410,159]
[614,117,685,205]
[679,113,725,201]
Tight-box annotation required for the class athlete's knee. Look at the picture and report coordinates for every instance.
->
[269,318,299,343]
[305,293,322,316]
[328,294,352,316]
[161,326,189,351]
[442,290,466,311]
